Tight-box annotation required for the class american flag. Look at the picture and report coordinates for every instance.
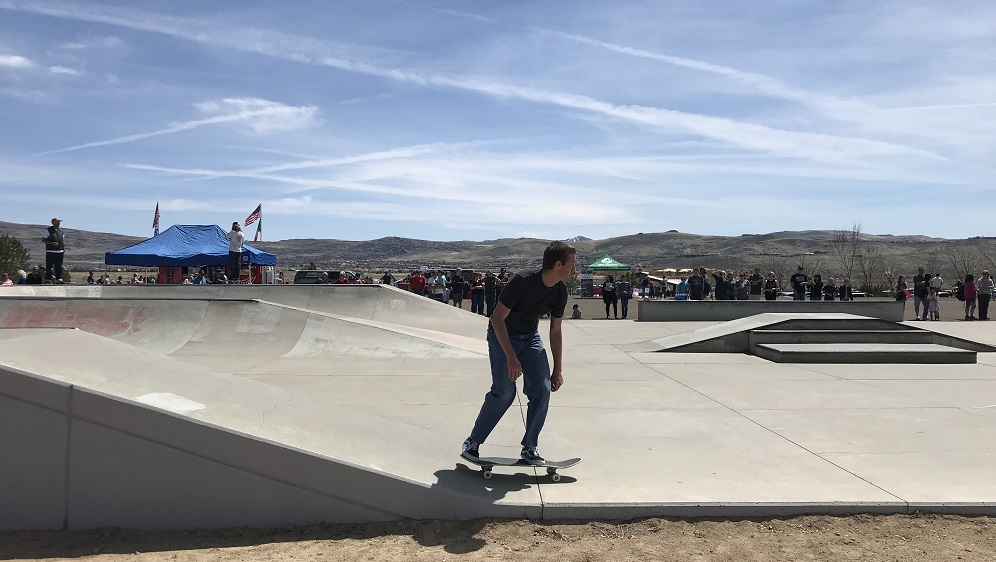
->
[152,202,160,236]
[244,204,261,226]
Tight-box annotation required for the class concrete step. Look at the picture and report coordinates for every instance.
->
[752,343,976,364]
[749,330,936,346]
[773,319,912,331]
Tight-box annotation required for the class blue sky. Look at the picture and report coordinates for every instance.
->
[1,0,994,241]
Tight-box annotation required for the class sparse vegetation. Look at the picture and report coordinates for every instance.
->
[2,221,995,286]
[0,234,30,278]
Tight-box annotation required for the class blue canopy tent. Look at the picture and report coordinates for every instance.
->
[105,224,276,267]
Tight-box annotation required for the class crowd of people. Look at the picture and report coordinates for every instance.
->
[398,267,512,316]
[5,217,994,325]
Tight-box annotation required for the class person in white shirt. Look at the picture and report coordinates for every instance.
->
[976,270,994,321]
[226,222,244,283]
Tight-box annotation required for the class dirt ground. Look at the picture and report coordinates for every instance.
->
[2,514,994,561]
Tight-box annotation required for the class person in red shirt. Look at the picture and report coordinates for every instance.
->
[409,270,427,294]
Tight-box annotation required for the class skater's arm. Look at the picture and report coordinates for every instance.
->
[489,302,523,382]
[550,316,563,392]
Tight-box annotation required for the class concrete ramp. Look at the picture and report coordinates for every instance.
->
[621,313,878,353]
[621,313,995,363]
[6,291,996,529]
[0,329,539,530]
[0,284,482,337]
[0,297,487,360]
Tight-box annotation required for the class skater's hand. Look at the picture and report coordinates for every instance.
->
[507,355,523,382]
[551,369,563,392]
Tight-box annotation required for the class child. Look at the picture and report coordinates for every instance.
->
[570,303,582,319]
[928,286,940,321]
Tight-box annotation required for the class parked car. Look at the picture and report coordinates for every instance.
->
[851,290,867,298]
[293,270,358,284]
[293,270,327,284]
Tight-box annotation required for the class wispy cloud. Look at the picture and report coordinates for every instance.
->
[35,98,318,155]
[382,0,497,23]
[0,54,35,68]
[56,35,124,51]
[48,65,81,76]
[0,0,942,167]
[3,0,994,241]
[886,102,996,111]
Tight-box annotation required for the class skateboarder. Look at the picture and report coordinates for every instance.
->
[461,241,576,466]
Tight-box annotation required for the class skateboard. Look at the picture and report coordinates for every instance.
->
[461,455,581,482]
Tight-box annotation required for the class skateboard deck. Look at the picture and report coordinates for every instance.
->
[461,455,581,481]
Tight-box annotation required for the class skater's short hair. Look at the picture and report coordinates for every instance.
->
[542,241,576,270]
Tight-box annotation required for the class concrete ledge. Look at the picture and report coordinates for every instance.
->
[637,299,904,322]
[753,343,977,364]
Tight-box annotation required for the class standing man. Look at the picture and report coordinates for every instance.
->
[450,268,466,309]
[617,275,633,319]
[226,222,244,283]
[484,271,499,316]
[687,268,705,301]
[461,241,576,465]
[748,267,764,300]
[977,270,994,321]
[42,218,65,283]
[790,266,808,301]
[912,267,931,321]
[470,272,486,315]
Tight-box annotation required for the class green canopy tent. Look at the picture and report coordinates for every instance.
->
[587,253,630,271]
[583,253,631,297]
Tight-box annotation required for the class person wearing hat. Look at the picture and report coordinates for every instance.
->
[41,218,65,283]
[226,222,244,283]
[790,265,809,301]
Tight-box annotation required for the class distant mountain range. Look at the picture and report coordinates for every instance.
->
[2,220,993,280]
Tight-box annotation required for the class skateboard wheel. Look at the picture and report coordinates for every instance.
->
[546,467,557,475]
[551,473,561,482]
[482,470,493,480]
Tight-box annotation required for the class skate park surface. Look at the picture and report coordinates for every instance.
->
[3,284,996,530]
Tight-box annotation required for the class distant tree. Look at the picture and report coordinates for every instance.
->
[758,256,789,288]
[0,235,31,278]
[825,224,862,279]
[880,256,901,293]
[923,250,943,278]
[796,254,826,278]
[307,262,318,270]
[947,246,981,281]
[566,271,581,296]
[855,247,884,294]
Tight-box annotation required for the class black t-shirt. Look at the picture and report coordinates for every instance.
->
[687,275,704,300]
[749,273,763,294]
[493,269,568,334]
[791,272,808,292]
[484,276,498,295]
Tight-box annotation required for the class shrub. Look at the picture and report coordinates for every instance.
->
[0,235,30,278]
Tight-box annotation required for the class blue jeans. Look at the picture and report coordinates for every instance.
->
[469,330,551,449]
[793,288,805,301]
[620,297,630,318]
